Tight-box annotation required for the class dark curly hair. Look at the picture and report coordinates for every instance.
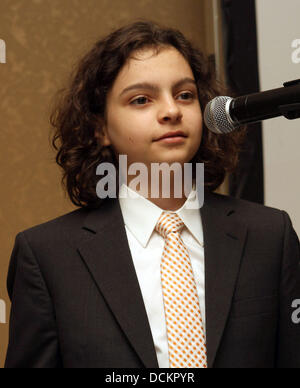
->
[50,19,246,208]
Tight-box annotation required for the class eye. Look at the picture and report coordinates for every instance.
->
[130,96,150,105]
[177,92,195,101]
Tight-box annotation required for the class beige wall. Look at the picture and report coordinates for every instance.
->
[0,0,215,367]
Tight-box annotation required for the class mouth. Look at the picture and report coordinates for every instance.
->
[155,131,188,142]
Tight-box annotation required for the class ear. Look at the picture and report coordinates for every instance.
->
[95,121,111,147]
[101,130,112,147]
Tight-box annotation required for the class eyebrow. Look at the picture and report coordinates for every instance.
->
[119,77,197,97]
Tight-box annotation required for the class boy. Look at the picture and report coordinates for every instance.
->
[5,20,300,368]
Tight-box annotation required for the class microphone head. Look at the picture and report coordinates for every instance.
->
[204,96,236,134]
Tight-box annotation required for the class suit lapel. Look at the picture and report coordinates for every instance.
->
[76,191,247,369]
[201,191,248,368]
[77,198,159,368]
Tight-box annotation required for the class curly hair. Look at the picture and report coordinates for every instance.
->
[50,19,246,208]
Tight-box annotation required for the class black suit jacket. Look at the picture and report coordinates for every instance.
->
[4,191,300,368]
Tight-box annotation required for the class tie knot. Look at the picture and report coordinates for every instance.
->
[155,212,184,239]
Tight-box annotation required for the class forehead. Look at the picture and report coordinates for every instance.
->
[111,46,194,92]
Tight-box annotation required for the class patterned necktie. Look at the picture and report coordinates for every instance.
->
[155,212,207,368]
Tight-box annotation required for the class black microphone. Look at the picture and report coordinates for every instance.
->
[204,79,300,134]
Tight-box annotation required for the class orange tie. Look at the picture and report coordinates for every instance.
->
[155,212,207,368]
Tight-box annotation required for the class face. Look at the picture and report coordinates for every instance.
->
[100,46,203,175]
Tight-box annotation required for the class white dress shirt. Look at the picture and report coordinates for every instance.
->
[118,183,206,368]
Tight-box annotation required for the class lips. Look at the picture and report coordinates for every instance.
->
[156,131,187,141]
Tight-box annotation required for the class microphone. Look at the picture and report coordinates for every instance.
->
[204,79,300,134]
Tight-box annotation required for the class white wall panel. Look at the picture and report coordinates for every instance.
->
[256,0,300,235]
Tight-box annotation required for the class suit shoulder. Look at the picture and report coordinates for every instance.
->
[21,207,88,234]
[16,207,91,251]
[208,192,286,228]
[215,192,281,212]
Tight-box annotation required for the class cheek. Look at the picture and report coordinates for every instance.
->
[108,120,146,154]
[188,111,203,138]
[199,120,204,138]
[119,117,152,145]
[128,136,135,144]
[196,109,204,135]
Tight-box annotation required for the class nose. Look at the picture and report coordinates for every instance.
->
[157,95,183,124]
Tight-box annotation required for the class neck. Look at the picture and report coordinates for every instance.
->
[147,196,187,211]
[124,173,193,211]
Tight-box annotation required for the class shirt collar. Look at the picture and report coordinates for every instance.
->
[118,182,204,248]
